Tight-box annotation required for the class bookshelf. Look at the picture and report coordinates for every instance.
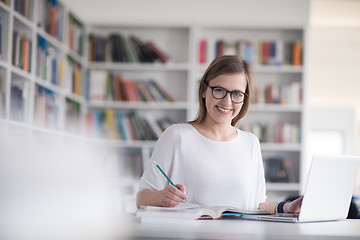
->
[0,0,86,134]
[1,1,307,209]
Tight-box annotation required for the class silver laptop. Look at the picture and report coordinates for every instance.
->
[242,155,360,223]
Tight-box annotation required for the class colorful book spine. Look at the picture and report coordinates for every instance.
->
[199,39,302,66]
[239,122,301,144]
[88,71,175,102]
[38,0,63,41]
[67,56,82,96]
[198,39,207,64]
[34,85,59,129]
[88,34,170,63]
[86,110,174,141]
[15,0,31,19]
[65,97,81,133]
[252,82,302,105]
[10,79,28,121]
[12,31,32,72]
[68,13,83,56]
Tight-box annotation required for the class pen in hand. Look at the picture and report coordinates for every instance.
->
[153,161,179,189]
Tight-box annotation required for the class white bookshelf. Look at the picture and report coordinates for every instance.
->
[0,0,87,134]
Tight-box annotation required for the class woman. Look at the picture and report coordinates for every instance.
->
[136,55,302,214]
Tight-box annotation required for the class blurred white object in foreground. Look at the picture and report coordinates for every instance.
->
[0,127,127,240]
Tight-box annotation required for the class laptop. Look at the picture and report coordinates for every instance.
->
[242,155,360,223]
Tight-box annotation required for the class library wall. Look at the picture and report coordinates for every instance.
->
[308,0,360,155]
[308,0,360,195]
[62,0,309,26]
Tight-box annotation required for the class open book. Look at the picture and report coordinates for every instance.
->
[136,203,270,221]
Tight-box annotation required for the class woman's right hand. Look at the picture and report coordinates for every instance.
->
[159,184,187,207]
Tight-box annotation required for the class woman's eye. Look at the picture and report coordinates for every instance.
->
[233,92,244,98]
[214,88,225,93]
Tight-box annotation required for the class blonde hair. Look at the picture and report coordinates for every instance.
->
[189,55,254,127]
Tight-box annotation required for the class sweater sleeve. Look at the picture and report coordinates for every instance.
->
[252,134,267,204]
[137,124,178,192]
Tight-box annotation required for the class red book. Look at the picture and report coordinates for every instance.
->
[265,84,273,104]
[199,39,207,64]
[261,42,270,65]
[216,40,225,57]
[123,80,138,101]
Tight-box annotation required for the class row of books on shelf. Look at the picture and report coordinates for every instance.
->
[38,0,64,41]
[15,0,31,19]
[239,122,301,144]
[199,39,302,66]
[252,82,302,105]
[65,98,81,133]
[86,110,174,141]
[10,79,28,121]
[34,85,60,129]
[88,71,174,102]
[36,35,65,86]
[263,157,296,183]
[88,34,169,63]
[68,13,83,56]
[12,31,32,72]
[66,56,82,95]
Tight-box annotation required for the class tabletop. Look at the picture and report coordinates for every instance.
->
[121,216,360,240]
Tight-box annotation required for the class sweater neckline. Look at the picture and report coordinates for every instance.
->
[185,123,240,143]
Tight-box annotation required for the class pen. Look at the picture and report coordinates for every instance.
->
[153,161,178,189]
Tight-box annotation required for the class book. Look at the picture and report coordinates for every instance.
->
[263,157,296,183]
[137,203,270,221]
[198,39,207,64]
[145,41,169,63]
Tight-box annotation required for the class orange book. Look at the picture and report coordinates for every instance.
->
[292,41,302,66]
[50,7,56,36]
[23,36,29,72]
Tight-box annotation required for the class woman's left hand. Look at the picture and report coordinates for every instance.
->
[284,195,303,214]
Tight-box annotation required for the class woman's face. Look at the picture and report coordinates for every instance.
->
[203,72,247,126]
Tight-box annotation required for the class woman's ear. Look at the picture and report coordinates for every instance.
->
[201,85,207,98]
[202,90,206,98]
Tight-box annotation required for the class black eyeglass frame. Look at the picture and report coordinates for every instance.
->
[204,81,248,104]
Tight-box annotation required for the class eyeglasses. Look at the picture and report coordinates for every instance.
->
[205,82,248,104]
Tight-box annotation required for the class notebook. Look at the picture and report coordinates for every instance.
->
[136,202,269,223]
[242,155,360,223]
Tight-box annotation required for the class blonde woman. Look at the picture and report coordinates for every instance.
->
[136,55,302,214]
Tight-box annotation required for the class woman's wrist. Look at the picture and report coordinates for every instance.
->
[277,200,291,213]
[283,202,291,213]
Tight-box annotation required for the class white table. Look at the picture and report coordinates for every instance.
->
[124,216,360,240]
